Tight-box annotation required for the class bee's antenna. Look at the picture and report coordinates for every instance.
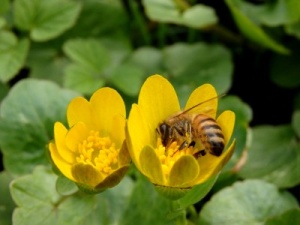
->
[178,93,226,116]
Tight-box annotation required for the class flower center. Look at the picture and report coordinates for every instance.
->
[76,130,118,175]
[155,138,196,179]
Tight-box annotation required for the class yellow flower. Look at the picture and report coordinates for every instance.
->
[49,87,130,193]
[126,75,235,199]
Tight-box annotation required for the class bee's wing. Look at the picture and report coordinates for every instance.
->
[177,94,225,118]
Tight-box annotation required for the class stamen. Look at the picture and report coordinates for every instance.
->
[155,138,199,179]
[76,130,119,176]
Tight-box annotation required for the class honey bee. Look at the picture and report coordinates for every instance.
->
[156,95,225,158]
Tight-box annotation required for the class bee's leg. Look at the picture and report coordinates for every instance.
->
[179,140,188,150]
[188,141,195,148]
[199,150,206,156]
[193,149,206,158]
[173,126,184,137]
[178,139,195,151]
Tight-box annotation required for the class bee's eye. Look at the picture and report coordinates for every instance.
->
[158,123,169,136]
[158,123,170,146]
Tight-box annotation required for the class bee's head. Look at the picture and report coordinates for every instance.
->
[156,122,170,147]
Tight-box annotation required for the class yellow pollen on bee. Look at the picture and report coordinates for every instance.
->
[155,138,195,179]
[76,130,119,175]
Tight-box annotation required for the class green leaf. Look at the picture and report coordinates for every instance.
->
[109,63,145,96]
[0,79,79,176]
[0,31,29,83]
[56,175,78,196]
[96,36,132,75]
[0,30,18,51]
[182,5,218,29]
[63,38,110,71]
[199,179,299,225]
[142,0,183,24]
[64,64,105,95]
[232,0,300,26]
[265,208,300,225]
[225,0,290,54]
[10,166,95,225]
[11,167,60,208]
[126,47,164,76]
[63,38,111,95]
[13,0,81,41]
[63,0,128,38]
[120,176,178,225]
[178,176,218,208]
[0,18,6,28]
[238,125,300,188]
[285,20,300,39]
[0,82,9,102]
[292,110,300,138]
[219,96,252,170]
[270,42,300,88]
[63,36,131,95]
[0,0,9,15]
[143,0,217,28]
[163,43,232,103]
[26,47,68,85]
[82,176,134,225]
[0,172,15,225]
[258,0,300,26]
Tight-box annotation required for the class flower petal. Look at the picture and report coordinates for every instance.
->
[110,114,126,148]
[138,75,180,139]
[71,163,103,188]
[67,97,94,129]
[139,145,165,185]
[195,139,236,184]
[95,165,129,191]
[169,155,199,187]
[127,104,151,168]
[49,142,74,181]
[54,122,74,163]
[90,87,125,135]
[217,110,235,145]
[184,84,218,118]
[65,122,89,151]
[118,140,131,167]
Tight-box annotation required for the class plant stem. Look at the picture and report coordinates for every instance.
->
[167,200,187,225]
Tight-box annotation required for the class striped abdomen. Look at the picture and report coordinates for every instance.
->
[192,115,225,156]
